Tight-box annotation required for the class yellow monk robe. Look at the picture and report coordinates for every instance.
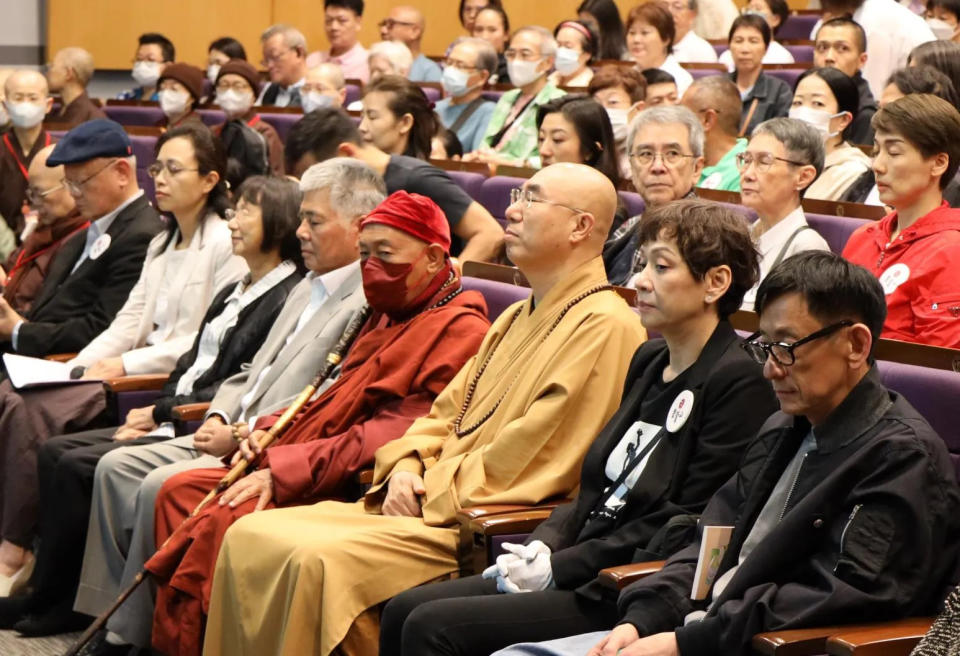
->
[202,257,646,656]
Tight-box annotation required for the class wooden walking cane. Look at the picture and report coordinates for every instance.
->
[63,305,373,656]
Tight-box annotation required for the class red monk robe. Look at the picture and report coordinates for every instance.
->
[145,277,489,656]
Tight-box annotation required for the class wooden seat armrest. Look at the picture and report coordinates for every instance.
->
[104,374,169,392]
[45,353,77,362]
[458,503,560,522]
[598,561,666,591]
[753,626,850,656]
[825,618,933,656]
[171,403,211,421]
[463,509,555,536]
[355,469,374,485]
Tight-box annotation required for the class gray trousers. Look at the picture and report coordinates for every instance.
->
[492,631,610,655]
[73,434,222,647]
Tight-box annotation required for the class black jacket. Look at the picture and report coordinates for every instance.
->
[734,72,793,137]
[529,321,778,596]
[617,367,960,656]
[13,194,163,356]
[848,72,877,146]
[150,269,301,424]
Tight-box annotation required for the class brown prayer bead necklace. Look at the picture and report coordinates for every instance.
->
[453,284,614,438]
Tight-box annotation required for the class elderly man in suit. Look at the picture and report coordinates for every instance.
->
[63,158,376,652]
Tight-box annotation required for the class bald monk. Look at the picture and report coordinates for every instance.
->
[47,47,107,128]
[200,163,648,656]
[144,191,491,656]
[0,70,53,238]
[1,144,88,312]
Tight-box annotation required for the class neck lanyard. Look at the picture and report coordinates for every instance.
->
[3,132,51,181]
[246,114,261,128]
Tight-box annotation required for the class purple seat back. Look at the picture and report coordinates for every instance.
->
[714,44,729,57]
[778,14,819,40]
[461,276,529,320]
[785,44,814,63]
[421,86,442,103]
[104,105,164,127]
[130,135,158,200]
[877,360,960,480]
[259,112,302,142]
[619,190,645,218]
[447,170,486,201]
[345,84,363,106]
[482,90,505,103]
[689,68,726,81]
[196,108,226,126]
[479,176,525,227]
[766,68,805,89]
[115,390,164,422]
[805,213,869,254]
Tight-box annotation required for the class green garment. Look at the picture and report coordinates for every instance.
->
[482,83,566,167]
[698,138,747,192]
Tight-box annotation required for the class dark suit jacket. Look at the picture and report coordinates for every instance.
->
[151,269,301,423]
[13,193,163,356]
[528,321,778,598]
[735,72,793,137]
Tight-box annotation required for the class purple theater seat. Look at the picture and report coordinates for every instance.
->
[259,112,302,142]
[197,108,226,126]
[461,276,529,320]
[479,175,525,226]
[104,105,164,127]
[421,86,442,103]
[689,68,726,81]
[130,135,158,200]
[482,90,505,103]
[765,68,805,89]
[345,83,363,106]
[447,170,486,201]
[778,14,819,40]
[877,360,960,480]
[805,213,869,254]
[714,44,729,57]
[619,190,645,218]
[785,44,814,63]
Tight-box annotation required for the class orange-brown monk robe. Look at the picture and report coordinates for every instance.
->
[144,280,490,656]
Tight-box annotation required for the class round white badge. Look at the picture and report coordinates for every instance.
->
[89,234,111,260]
[879,263,910,295]
[666,390,695,433]
[700,172,723,189]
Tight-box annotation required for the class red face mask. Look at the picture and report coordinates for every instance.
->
[361,250,431,317]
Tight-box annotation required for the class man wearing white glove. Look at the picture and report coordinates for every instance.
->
[481,541,554,594]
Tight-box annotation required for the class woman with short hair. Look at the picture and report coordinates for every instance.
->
[625,2,693,96]
[727,14,793,136]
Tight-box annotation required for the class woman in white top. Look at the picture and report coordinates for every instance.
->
[737,117,830,309]
[719,0,795,71]
[547,20,597,88]
[790,67,872,201]
[625,2,694,95]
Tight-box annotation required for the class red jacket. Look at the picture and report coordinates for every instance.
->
[843,201,960,348]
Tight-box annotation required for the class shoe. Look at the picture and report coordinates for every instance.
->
[0,552,35,597]
[0,592,38,629]
[75,629,136,656]
[13,596,92,636]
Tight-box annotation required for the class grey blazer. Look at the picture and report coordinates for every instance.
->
[207,263,365,422]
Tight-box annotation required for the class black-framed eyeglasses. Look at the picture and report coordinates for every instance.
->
[378,18,417,29]
[741,320,853,366]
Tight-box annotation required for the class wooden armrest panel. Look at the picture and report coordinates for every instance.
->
[355,469,373,485]
[598,561,666,591]
[466,509,555,536]
[458,503,560,522]
[45,353,77,362]
[171,402,211,421]
[104,374,169,392]
[753,626,850,656]
[826,618,932,656]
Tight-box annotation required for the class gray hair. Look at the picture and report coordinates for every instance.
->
[752,117,826,178]
[512,26,558,59]
[369,41,414,75]
[450,37,499,77]
[627,105,705,157]
[55,47,96,86]
[299,158,387,220]
[261,24,308,53]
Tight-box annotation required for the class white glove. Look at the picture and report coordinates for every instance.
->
[480,540,554,594]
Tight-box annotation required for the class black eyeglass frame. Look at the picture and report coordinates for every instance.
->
[741,320,854,366]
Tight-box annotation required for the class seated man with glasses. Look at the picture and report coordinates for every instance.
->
[256,24,309,107]
[436,37,499,153]
[378,6,442,83]
[494,250,960,656]
[603,105,704,285]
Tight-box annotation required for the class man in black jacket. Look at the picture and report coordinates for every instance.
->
[0,119,162,358]
[495,251,960,656]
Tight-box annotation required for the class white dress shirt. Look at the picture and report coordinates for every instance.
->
[673,30,719,64]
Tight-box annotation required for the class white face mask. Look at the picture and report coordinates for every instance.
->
[159,89,191,118]
[789,105,843,139]
[207,64,221,85]
[132,61,162,87]
[927,17,956,39]
[4,100,46,129]
[302,91,336,114]
[442,66,474,98]
[554,47,582,76]
[606,107,629,144]
[216,88,253,117]
[507,58,545,88]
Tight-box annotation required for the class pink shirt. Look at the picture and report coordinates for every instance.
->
[306,42,369,83]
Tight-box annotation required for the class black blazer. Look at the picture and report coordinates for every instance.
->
[734,72,793,137]
[14,194,163,356]
[528,321,778,597]
[151,269,302,423]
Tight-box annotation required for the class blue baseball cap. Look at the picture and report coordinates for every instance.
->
[47,119,133,166]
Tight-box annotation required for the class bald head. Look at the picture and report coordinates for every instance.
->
[682,76,742,136]
[304,64,347,106]
[539,163,618,244]
[383,5,426,46]
[27,144,77,226]
[50,47,96,90]
[4,69,49,99]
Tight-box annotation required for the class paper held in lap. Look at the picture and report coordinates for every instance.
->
[2,353,100,389]
[691,525,734,601]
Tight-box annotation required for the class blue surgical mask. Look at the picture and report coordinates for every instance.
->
[554,47,582,76]
[442,66,474,98]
